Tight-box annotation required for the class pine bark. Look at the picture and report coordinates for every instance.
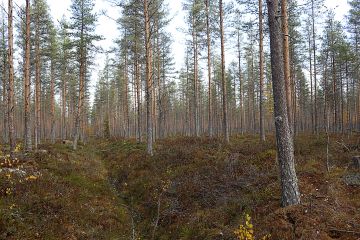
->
[50,57,56,144]
[205,0,213,137]
[144,0,153,155]
[7,0,15,157]
[259,0,265,141]
[238,30,244,135]
[73,21,85,150]
[220,0,229,143]
[192,11,200,137]
[311,0,318,133]
[24,0,31,151]
[267,0,301,207]
[34,4,41,149]
[281,0,292,132]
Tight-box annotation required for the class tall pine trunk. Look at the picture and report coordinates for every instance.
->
[205,0,213,137]
[34,5,41,149]
[24,0,31,151]
[259,0,265,142]
[7,0,15,157]
[267,0,300,207]
[50,58,55,144]
[220,0,229,143]
[144,0,153,155]
[73,30,85,150]
[281,0,292,133]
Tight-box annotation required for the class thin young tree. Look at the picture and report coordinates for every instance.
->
[267,0,301,206]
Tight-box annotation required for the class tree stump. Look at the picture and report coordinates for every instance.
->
[351,156,360,170]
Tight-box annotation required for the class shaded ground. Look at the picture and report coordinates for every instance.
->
[1,134,360,239]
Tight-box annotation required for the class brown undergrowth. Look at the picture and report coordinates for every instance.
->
[101,134,360,239]
[0,142,130,239]
[0,134,359,239]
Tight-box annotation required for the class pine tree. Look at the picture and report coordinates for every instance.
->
[69,0,100,150]
[267,0,301,206]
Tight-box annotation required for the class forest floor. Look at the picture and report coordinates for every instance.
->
[0,134,360,240]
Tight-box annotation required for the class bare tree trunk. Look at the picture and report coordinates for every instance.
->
[144,0,153,156]
[267,0,300,207]
[192,12,200,137]
[220,0,229,143]
[7,0,15,157]
[61,60,67,140]
[50,57,55,144]
[24,0,31,151]
[124,35,130,138]
[311,0,318,133]
[73,39,85,150]
[1,15,7,144]
[205,0,213,137]
[259,0,265,142]
[237,30,244,135]
[308,24,314,133]
[35,7,41,149]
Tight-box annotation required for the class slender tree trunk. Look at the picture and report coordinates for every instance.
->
[1,15,7,143]
[35,6,41,149]
[7,0,15,157]
[308,24,314,133]
[220,0,229,143]
[124,36,130,138]
[311,0,318,133]
[205,0,213,137]
[50,58,55,144]
[144,0,153,155]
[267,0,300,207]
[61,57,67,140]
[259,0,265,141]
[73,30,85,150]
[192,12,200,137]
[24,0,31,151]
[238,30,244,135]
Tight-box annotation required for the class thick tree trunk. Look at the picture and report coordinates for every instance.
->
[220,0,229,143]
[7,0,15,157]
[267,0,301,207]
[24,0,31,151]
[144,0,153,156]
